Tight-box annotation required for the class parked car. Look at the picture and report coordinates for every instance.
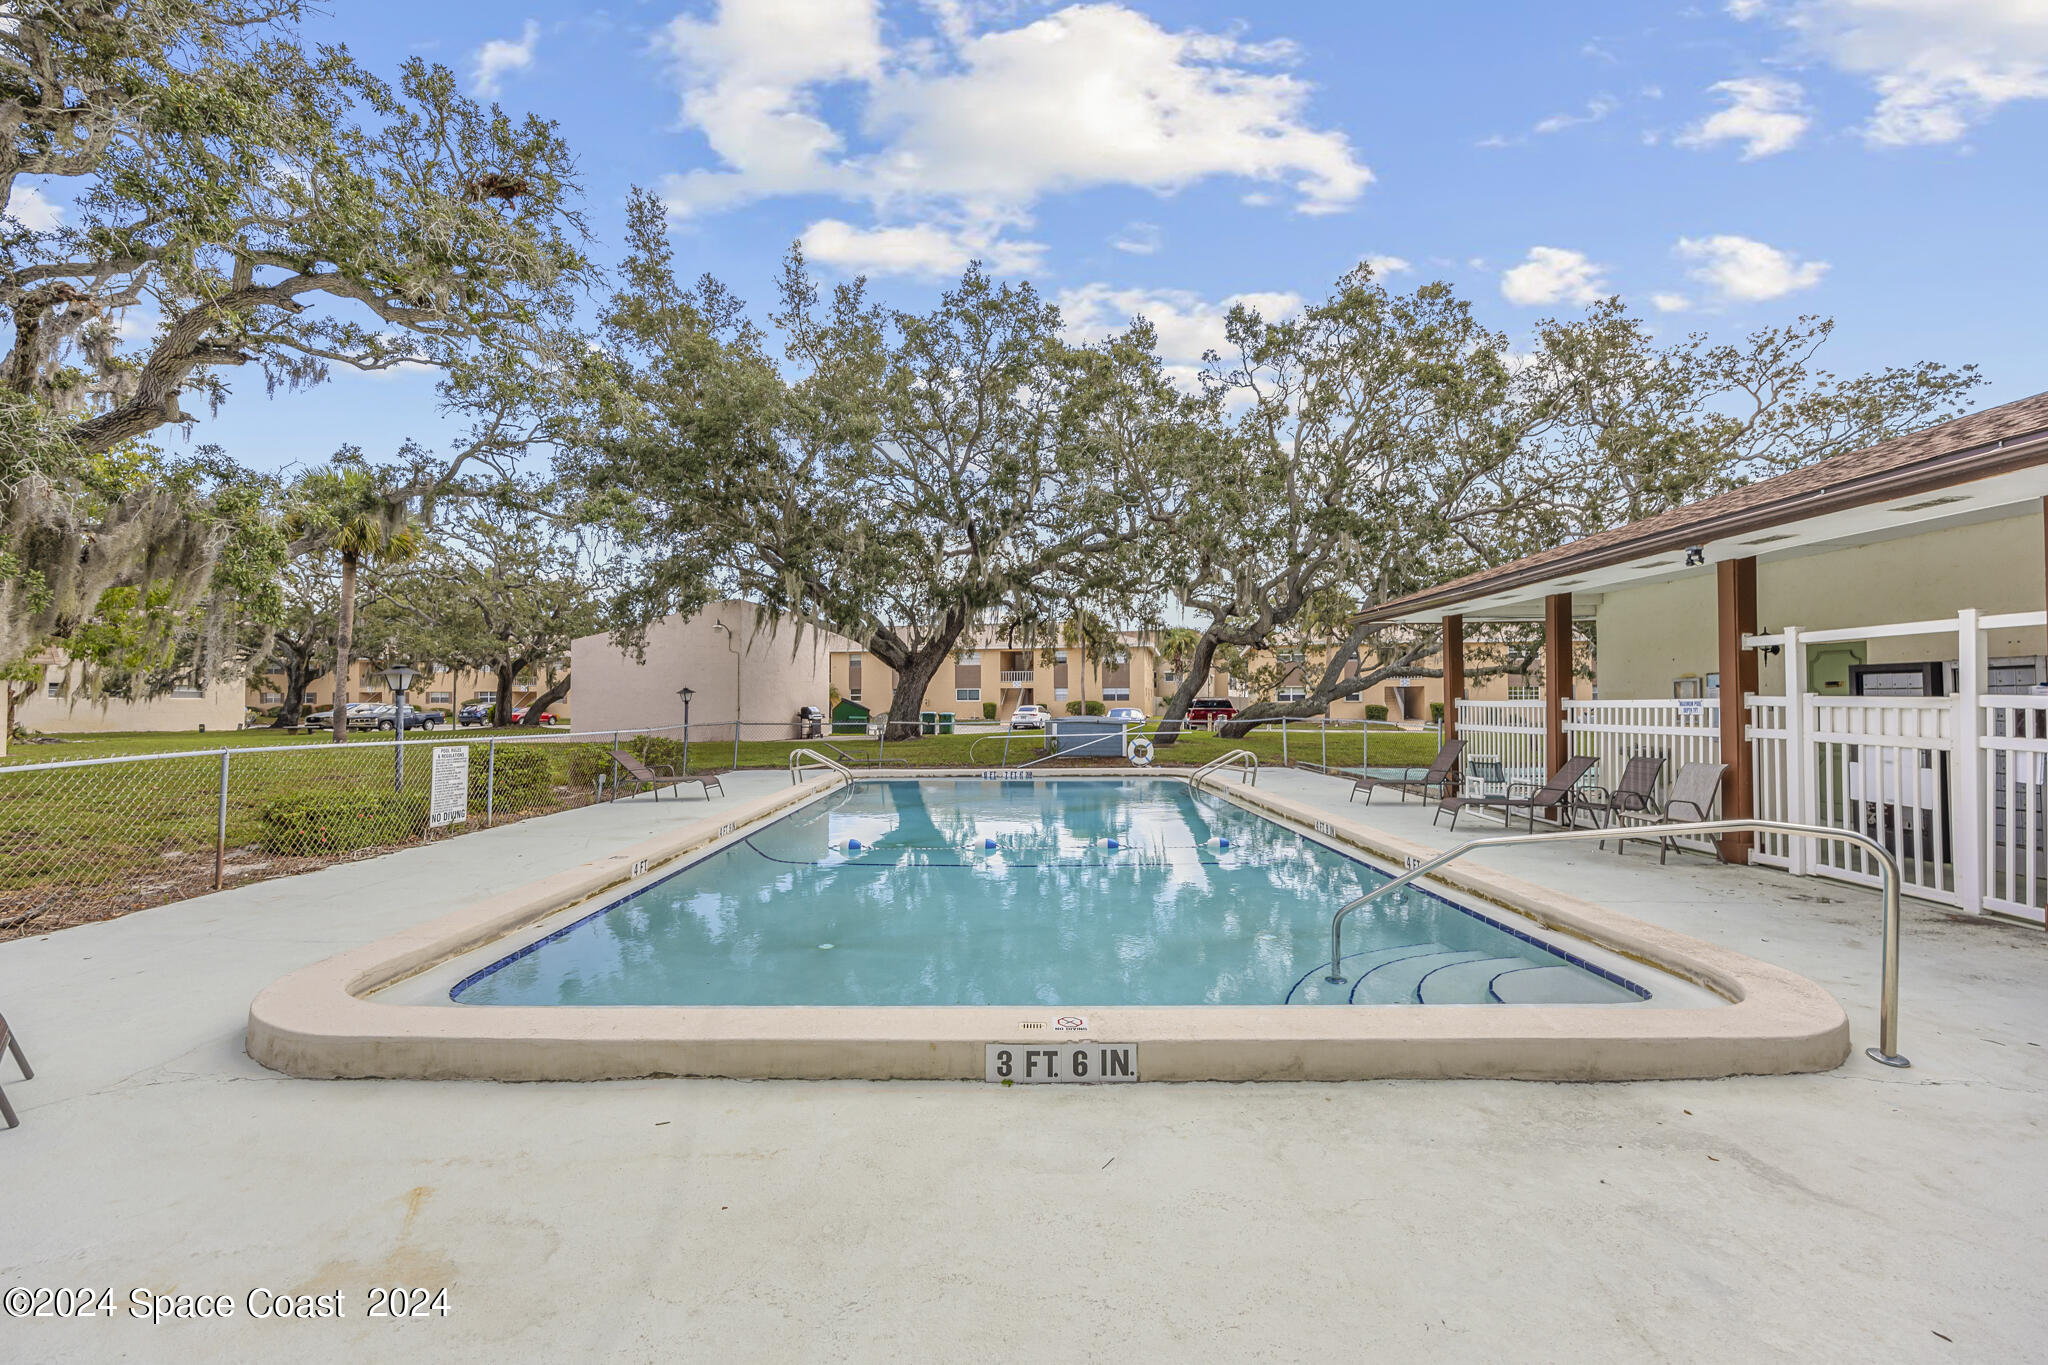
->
[1106,706,1146,724]
[1186,697,1238,723]
[1008,704,1048,730]
[509,706,556,725]
[303,702,381,731]
[373,704,444,731]
[458,703,494,726]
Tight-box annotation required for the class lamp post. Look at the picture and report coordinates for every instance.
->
[678,685,694,774]
[714,620,740,771]
[381,663,419,791]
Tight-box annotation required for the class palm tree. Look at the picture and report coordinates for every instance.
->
[284,458,423,743]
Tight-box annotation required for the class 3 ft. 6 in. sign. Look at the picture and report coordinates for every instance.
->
[986,1043,1137,1084]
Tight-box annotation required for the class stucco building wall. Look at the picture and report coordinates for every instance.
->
[571,604,852,737]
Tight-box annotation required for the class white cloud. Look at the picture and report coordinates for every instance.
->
[471,20,539,98]
[1499,247,1609,307]
[1111,221,1161,255]
[801,218,1044,278]
[659,2,1369,270]
[1533,95,1619,135]
[1056,283,1304,386]
[1651,292,1693,312]
[1782,0,2048,145]
[7,185,63,230]
[1677,76,1810,157]
[1726,0,1767,19]
[1366,254,1411,275]
[1674,234,1828,301]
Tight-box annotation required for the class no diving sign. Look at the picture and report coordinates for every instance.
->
[429,746,470,828]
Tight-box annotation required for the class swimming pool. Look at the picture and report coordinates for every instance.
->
[450,778,1647,1009]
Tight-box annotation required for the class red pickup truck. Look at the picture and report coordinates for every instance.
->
[1185,697,1239,723]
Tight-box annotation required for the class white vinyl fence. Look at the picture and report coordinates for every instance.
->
[1457,605,2048,923]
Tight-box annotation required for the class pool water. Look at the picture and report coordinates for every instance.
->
[451,779,1647,1008]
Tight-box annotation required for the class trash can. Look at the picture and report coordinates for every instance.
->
[938,711,956,735]
[920,710,939,736]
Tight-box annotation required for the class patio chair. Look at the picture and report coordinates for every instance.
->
[1349,738,1465,805]
[0,1011,31,1130]
[1578,754,1666,832]
[1435,754,1598,832]
[611,749,724,801]
[1608,761,1728,863]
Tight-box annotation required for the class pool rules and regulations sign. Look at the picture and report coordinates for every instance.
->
[429,746,469,828]
[986,1043,1137,1084]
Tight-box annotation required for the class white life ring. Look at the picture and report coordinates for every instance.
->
[1127,736,1155,767]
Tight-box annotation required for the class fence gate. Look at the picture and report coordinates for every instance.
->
[1807,697,1959,904]
[1981,697,2048,924]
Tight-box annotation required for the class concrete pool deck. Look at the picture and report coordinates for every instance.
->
[2,766,2045,1360]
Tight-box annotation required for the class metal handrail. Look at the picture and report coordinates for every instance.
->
[788,748,855,787]
[1189,749,1259,787]
[1323,818,1910,1068]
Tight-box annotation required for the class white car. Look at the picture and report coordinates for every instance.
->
[1106,707,1146,724]
[1008,704,1048,730]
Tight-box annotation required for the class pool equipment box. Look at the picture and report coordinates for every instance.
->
[986,1043,1137,1084]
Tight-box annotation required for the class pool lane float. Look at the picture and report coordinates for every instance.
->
[1127,736,1155,767]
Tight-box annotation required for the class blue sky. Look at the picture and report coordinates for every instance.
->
[146,1,2048,472]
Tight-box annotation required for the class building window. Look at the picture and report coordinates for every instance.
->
[956,688,980,702]
[957,650,981,664]
[46,681,60,697]
[260,691,283,703]
[1344,689,1362,703]
[1277,650,1306,664]
[1506,684,1541,701]
[1103,688,1130,701]
[170,686,203,698]
[427,691,453,704]
[1278,686,1307,702]
[1054,688,1068,702]
[1161,670,1181,684]
[474,690,496,702]
[1054,651,1067,664]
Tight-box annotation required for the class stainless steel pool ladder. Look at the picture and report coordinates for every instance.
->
[789,748,856,787]
[1189,749,1259,788]
[1323,819,1910,1068]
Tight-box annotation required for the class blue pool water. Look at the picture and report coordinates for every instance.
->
[451,779,1647,1008]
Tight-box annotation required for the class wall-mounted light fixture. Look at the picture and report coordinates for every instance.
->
[1684,546,1706,567]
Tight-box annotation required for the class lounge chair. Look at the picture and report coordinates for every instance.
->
[1349,738,1466,805]
[1608,761,1727,863]
[0,1011,31,1130]
[611,749,724,801]
[1435,754,1598,832]
[1578,754,1666,832]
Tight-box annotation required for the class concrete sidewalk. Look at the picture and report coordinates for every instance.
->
[2,767,2044,1363]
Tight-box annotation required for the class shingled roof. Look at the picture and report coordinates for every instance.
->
[1360,388,2048,622]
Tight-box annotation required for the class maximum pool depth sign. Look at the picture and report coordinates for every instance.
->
[429,746,470,828]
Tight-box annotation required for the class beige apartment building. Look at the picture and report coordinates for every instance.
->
[16,653,248,735]
[248,658,571,723]
[831,633,1163,722]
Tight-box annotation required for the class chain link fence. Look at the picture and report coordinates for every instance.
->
[0,726,699,940]
[0,714,1445,939]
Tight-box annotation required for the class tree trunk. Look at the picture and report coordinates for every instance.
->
[881,648,950,741]
[331,551,357,744]
[1154,630,1225,747]
[493,662,517,727]
[270,638,317,728]
[520,671,570,726]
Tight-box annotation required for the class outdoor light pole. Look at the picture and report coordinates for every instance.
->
[381,663,419,791]
[714,620,740,770]
[679,686,694,774]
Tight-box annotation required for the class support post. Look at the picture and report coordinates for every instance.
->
[486,738,497,828]
[1543,593,1571,780]
[1953,607,1986,914]
[1717,557,1760,863]
[214,750,230,890]
[1783,626,1811,875]
[1442,614,1465,748]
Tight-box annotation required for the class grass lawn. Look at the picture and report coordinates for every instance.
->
[0,723,569,765]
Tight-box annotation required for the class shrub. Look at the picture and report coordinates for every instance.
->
[566,743,613,788]
[259,790,418,856]
[479,744,557,813]
[982,702,997,720]
[1065,700,1084,715]
[1430,702,1445,723]
[1364,704,1389,721]
[1084,699,1107,716]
